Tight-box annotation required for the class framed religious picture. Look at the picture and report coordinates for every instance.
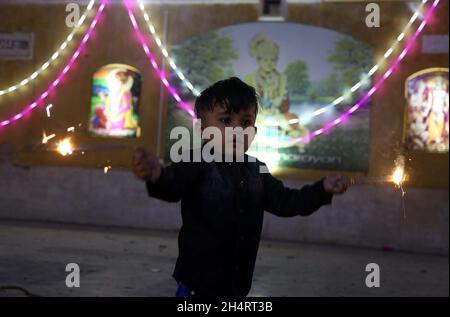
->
[404,68,449,153]
[88,64,142,138]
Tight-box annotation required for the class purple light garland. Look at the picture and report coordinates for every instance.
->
[124,0,195,117]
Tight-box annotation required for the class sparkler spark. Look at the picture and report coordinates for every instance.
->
[42,131,55,144]
[56,138,73,156]
[46,104,53,117]
[391,155,407,219]
[103,165,112,174]
[392,167,405,186]
[391,156,406,186]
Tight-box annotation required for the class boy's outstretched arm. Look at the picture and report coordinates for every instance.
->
[262,166,352,217]
[132,148,196,202]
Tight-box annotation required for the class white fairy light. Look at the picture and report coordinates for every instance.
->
[0,0,96,98]
[136,0,201,95]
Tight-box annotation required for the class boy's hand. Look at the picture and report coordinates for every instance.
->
[323,174,353,194]
[132,147,162,183]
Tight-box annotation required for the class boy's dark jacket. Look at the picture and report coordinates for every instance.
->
[146,150,333,297]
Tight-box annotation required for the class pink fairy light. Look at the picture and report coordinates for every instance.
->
[124,0,195,116]
[0,0,107,129]
[399,49,408,61]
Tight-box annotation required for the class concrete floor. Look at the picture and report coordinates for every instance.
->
[0,220,448,297]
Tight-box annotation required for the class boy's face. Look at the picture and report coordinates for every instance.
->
[200,104,257,159]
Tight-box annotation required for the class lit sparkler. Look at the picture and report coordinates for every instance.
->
[42,131,56,144]
[391,155,406,187]
[392,155,407,219]
[56,137,74,156]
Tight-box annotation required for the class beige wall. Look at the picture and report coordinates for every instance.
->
[0,1,448,188]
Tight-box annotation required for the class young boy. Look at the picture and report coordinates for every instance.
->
[132,77,352,297]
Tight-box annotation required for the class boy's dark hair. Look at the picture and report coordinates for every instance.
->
[194,77,259,119]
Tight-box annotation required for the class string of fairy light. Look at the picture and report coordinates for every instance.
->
[127,0,440,147]
[124,0,195,118]
[136,0,201,97]
[0,0,96,98]
[292,0,430,125]
[134,0,431,125]
[0,0,107,128]
[278,0,441,148]
[0,0,441,153]
[0,0,429,123]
